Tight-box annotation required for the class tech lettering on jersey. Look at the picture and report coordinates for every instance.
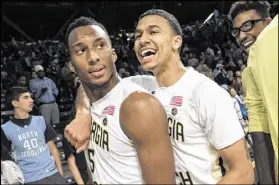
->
[176,171,194,185]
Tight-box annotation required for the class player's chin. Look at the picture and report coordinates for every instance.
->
[90,76,110,87]
[141,61,158,72]
[25,108,33,112]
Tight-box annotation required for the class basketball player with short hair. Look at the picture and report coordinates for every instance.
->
[228,1,277,183]
[1,87,64,184]
[65,10,254,184]
[64,16,175,184]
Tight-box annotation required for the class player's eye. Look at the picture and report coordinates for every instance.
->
[150,30,158,35]
[96,42,104,50]
[76,48,86,55]
[135,34,141,40]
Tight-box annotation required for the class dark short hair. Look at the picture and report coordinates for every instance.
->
[65,16,111,46]
[17,74,26,80]
[5,87,29,108]
[228,1,271,21]
[138,9,183,37]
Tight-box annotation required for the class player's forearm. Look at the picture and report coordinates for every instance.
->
[68,157,84,184]
[217,164,254,184]
[75,84,91,118]
[139,155,175,184]
[137,143,176,184]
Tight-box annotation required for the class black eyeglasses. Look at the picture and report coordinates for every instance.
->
[231,18,266,38]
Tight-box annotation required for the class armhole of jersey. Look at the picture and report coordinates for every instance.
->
[40,116,47,132]
[118,92,137,145]
[126,134,132,141]
[118,111,133,144]
[119,124,133,144]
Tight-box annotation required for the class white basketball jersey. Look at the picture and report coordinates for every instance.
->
[85,79,148,184]
[125,67,245,184]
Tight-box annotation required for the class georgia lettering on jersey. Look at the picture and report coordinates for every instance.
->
[85,88,143,184]
[162,94,195,185]
[86,114,109,185]
[86,114,110,185]
[92,119,109,152]
[154,68,226,184]
[164,94,222,184]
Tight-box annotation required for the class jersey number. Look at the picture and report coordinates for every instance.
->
[87,149,95,173]
[23,138,38,150]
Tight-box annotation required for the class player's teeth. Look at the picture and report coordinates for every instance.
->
[244,41,253,47]
[141,50,155,56]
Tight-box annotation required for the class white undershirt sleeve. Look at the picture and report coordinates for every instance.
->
[124,75,157,93]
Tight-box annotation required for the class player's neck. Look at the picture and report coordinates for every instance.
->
[14,109,30,119]
[85,75,120,103]
[154,56,185,87]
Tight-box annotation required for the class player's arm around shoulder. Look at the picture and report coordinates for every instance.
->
[120,91,175,184]
[64,83,92,151]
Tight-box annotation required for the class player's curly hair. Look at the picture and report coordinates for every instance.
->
[138,9,183,38]
[228,1,271,22]
[65,16,111,46]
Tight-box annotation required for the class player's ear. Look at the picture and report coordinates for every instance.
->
[172,35,182,51]
[111,48,118,63]
[12,100,18,108]
[265,17,272,25]
[68,60,76,73]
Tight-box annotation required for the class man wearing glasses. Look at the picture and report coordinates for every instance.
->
[228,1,278,184]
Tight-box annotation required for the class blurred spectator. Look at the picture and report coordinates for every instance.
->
[14,75,27,88]
[214,68,229,89]
[68,61,81,89]
[234,70,245,97]
[61,61,71,81]
[213,63,224,79]
[187,53,199,68]
[47,60,61,87]
[11,73,41,116]
[227,86,247,133]
[29,65,60,126]
[59,75,76,98]
[1,87,64,184]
